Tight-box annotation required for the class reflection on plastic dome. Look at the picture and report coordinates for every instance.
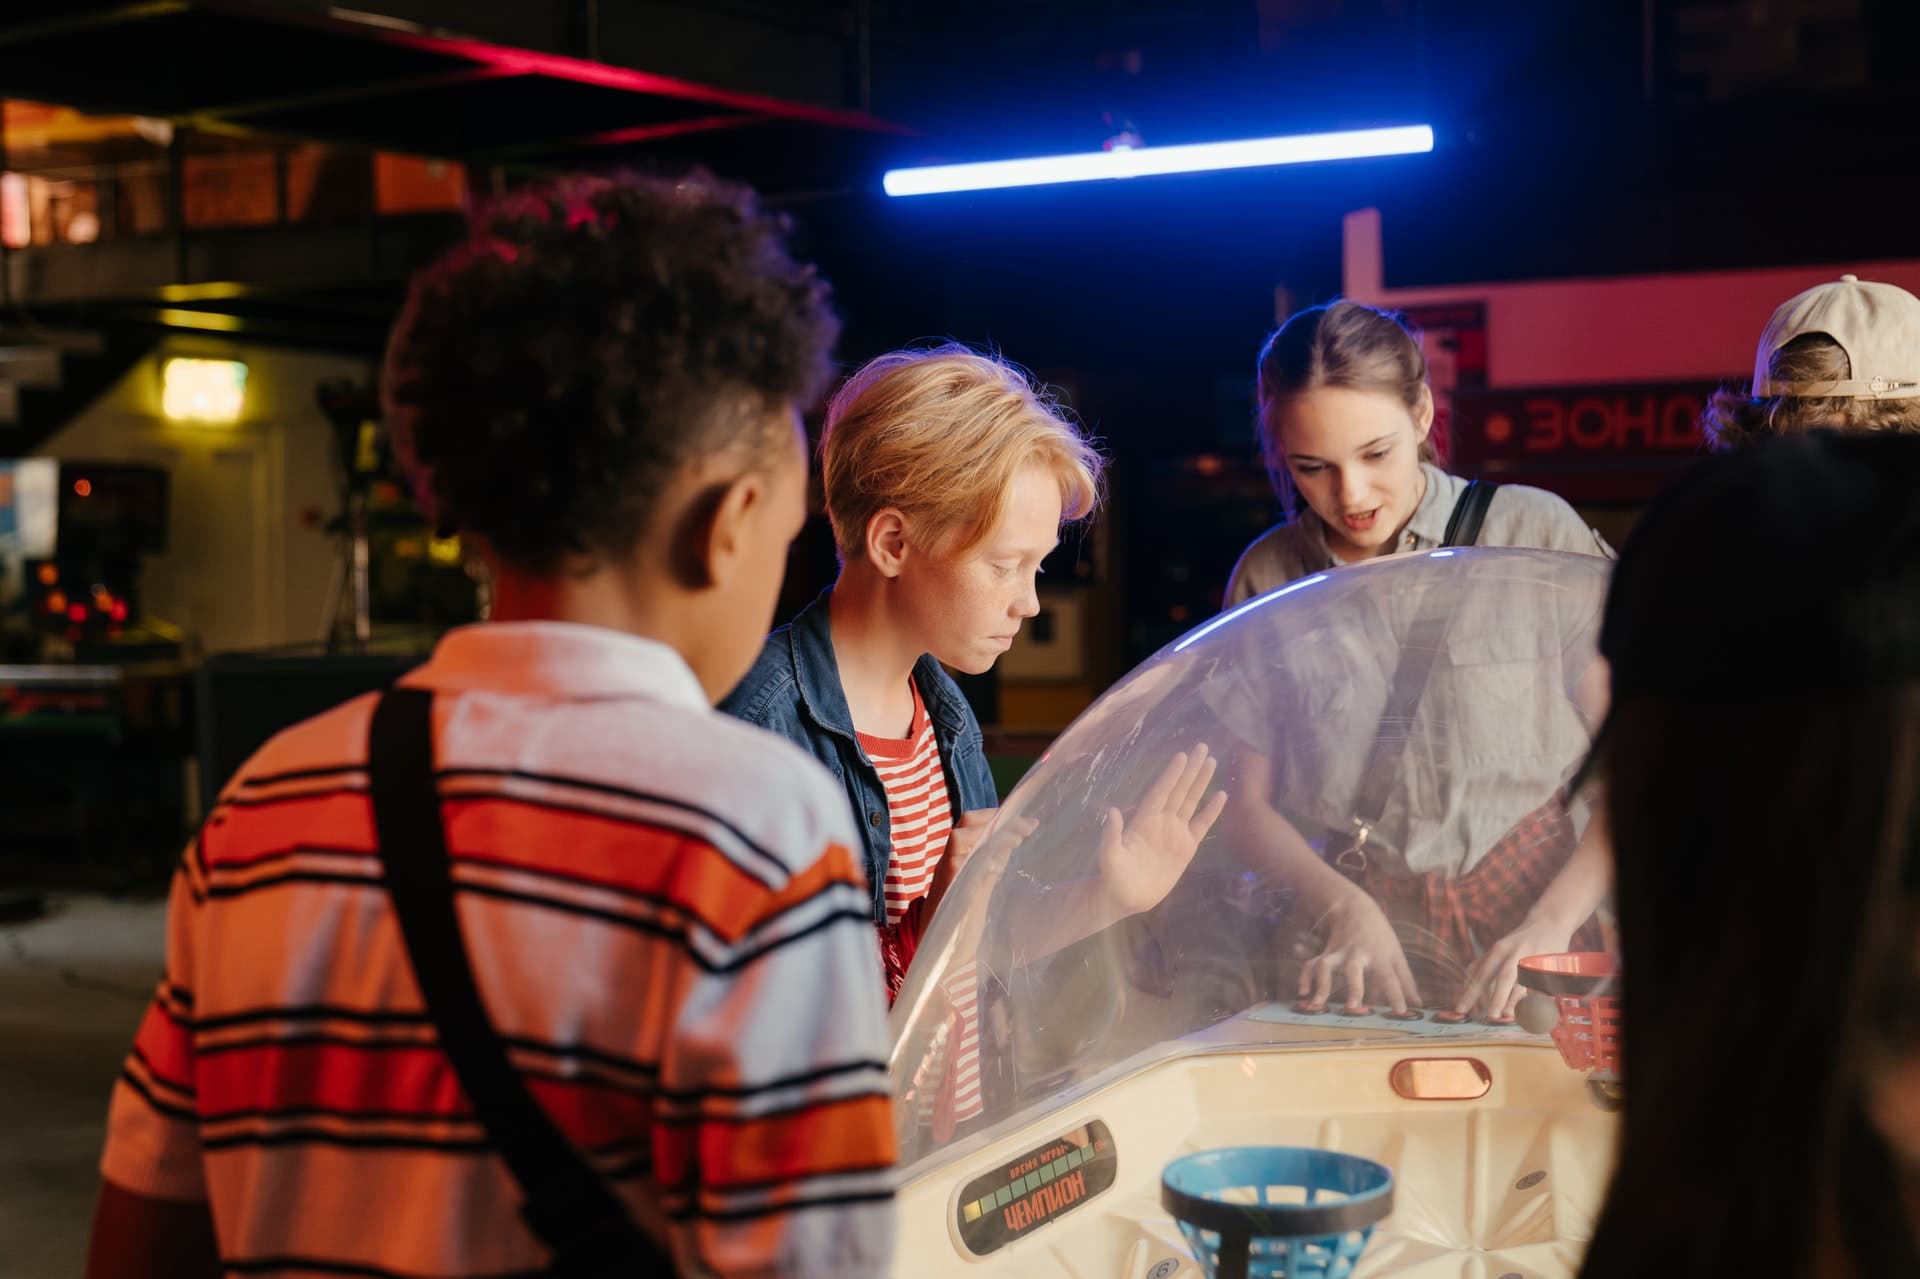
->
[890,548,1613,1174]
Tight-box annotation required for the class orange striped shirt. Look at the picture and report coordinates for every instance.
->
[99,622,897,1279]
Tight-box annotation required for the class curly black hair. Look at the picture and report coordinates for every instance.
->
[383,170,839,574]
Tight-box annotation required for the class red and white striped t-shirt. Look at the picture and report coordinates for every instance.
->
[858,680,982,1123]
[856,681,954,927]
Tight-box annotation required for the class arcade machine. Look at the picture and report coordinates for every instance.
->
[890,548,1621,1278]
[0,458,190,877]
[7,459,172,657]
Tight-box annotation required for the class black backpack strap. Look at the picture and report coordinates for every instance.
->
[1334,602,1452,872]
[1441,478,1498,548]
[368,686,665,1273]
[1334,478,1494,870]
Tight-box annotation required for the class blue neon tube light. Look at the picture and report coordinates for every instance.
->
[882,125,1433,197]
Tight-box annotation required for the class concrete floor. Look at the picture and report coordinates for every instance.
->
[0,895,165,1278]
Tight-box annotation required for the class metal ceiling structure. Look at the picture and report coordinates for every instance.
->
[0,0,912,182]
[0,0,919,441]
[4,0,1918,364]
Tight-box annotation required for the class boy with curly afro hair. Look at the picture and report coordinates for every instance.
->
[87,172,897,1279]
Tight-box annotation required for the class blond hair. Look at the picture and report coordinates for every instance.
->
[820,345,1104,559]
[1702,333,1920,449]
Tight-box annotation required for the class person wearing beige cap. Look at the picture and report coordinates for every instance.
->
[1703,274,1920,447]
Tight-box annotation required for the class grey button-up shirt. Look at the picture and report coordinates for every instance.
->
[1213,467,1615,877]
[1225,463,1614,606]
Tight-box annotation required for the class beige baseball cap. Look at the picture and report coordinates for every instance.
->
[1752,274,1920,399]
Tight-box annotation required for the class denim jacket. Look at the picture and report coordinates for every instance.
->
[720,589,1000,924]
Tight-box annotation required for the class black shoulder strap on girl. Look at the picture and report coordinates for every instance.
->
[1441,478,1498,548]
[1335,477,1498,871]
[368,685,668,1275]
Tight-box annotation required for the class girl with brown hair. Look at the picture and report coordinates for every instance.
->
[1220,300,1616,1019]
[1227,300,1608,601]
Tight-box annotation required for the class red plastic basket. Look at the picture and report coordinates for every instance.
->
[1516,952,1622,1081]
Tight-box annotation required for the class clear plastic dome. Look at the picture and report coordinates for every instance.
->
[890,547,1614,1176]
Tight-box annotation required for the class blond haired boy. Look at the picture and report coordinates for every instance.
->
[722,345,1224,1125]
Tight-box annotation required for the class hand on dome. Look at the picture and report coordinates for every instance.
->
[1095,744,1229,918]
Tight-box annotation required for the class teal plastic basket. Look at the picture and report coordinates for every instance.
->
[1160,1146,1394,1279]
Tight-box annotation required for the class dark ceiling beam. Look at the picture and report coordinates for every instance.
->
[159,0,906,132]
[162,113,494,166]
[369,25,912,133]
[149,281,393,315]
[115,303,384,350]
[0,1,187,51]
[192,66,516,121]
[0,0,911,168]
[486,112,766,162]
[7,221,454,307]
[0,0,911,219]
